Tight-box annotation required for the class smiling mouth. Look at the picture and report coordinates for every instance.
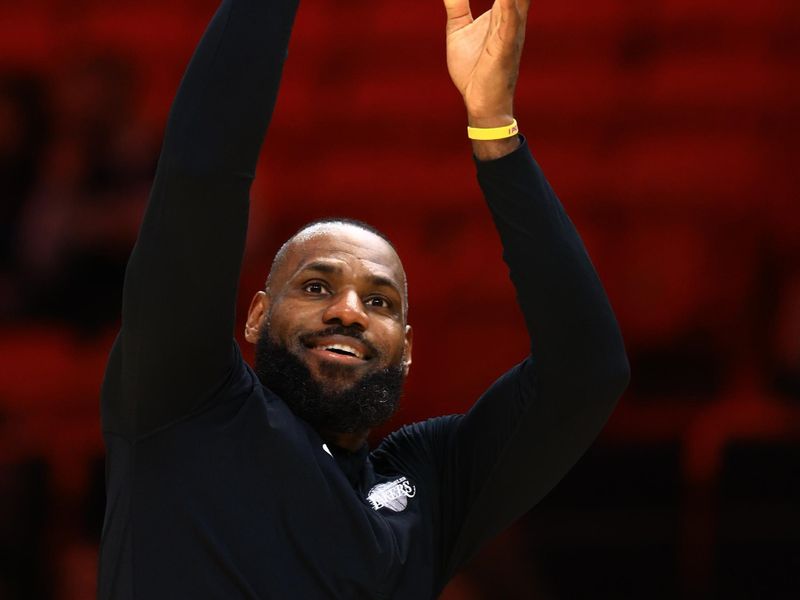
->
[316,343,364,360]
[301,335,373,363]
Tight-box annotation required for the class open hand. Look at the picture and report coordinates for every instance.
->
[443,0,530,127]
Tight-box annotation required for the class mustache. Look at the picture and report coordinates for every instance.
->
[298,325,380,358]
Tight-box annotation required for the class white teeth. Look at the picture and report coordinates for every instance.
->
[318,344,363,359]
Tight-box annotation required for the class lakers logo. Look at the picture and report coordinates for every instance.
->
[366,476,416,512]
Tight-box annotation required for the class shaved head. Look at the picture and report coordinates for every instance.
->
[266,218,408,320]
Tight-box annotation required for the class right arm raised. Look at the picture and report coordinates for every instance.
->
[102,0,300,438]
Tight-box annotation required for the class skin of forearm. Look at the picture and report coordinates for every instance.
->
[471,136,521,161]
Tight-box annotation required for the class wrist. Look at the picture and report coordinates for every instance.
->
[467,113,515,129]
[466,113,520,161]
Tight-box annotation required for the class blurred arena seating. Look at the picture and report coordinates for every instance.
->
[0,0,798,598]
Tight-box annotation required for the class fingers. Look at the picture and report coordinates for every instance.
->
[498,0,530,22]
[443,0,471,19]
[496,0,525,39]
[443,0,473,33]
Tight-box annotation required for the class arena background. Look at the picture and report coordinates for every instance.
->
[1,0,798,597]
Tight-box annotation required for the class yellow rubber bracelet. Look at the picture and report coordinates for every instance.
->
[467,119,519,140]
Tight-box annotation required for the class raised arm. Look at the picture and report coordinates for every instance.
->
[440,0,629,580]
[102,0,300,438]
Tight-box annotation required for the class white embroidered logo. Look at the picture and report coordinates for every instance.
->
[367,476,416,512]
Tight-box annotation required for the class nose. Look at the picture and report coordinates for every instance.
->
[322,288,369,330]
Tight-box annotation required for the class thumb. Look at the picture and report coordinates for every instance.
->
[443,0,473,33]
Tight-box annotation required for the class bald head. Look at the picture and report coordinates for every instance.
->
[266,219,409,321]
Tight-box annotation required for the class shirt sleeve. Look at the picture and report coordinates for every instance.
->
[430,136,630,586]
[101,0,300,439]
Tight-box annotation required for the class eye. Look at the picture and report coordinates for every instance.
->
[365,296,390,309]
[302,281,330,295]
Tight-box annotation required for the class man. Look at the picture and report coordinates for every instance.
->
[98,0,629,597]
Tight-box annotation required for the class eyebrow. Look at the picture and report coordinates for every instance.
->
[299,261,403,297]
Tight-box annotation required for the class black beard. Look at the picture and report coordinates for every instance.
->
[254,326,405,434]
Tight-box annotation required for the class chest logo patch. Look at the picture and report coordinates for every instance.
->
[367,476,416,512]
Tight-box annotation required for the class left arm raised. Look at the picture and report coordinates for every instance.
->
[437,0,630,581]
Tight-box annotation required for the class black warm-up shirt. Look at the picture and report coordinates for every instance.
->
[97,1,630,598]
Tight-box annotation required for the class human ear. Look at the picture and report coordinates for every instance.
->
[244,291,270,344]
[402,325,413,376]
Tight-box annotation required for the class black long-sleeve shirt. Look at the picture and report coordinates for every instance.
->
[97,1,630,598]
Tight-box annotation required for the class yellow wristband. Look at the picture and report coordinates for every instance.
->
[467,119,519,141]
